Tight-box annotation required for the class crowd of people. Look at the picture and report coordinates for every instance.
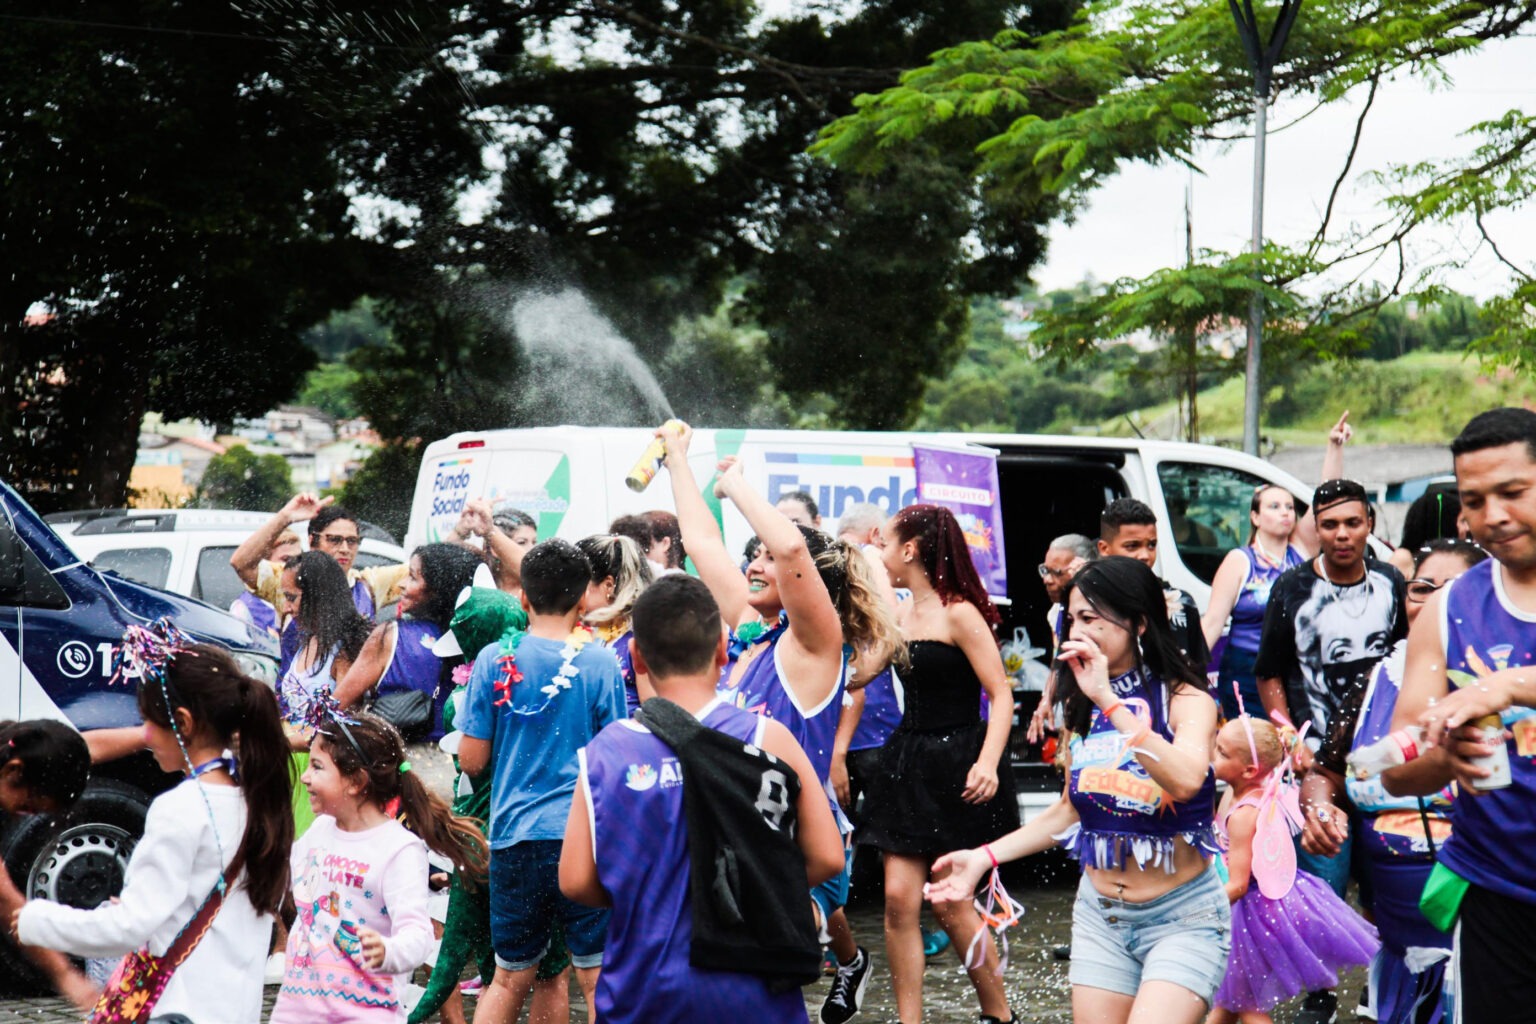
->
[2,409,1533,1024]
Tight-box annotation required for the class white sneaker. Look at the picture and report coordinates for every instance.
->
[264,951,286,985]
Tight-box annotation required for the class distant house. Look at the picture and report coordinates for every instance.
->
[130,434,227,508]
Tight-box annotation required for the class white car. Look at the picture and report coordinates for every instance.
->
[46,508,407,614]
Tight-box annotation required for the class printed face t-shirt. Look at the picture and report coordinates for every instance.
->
[1253,557,1406,741]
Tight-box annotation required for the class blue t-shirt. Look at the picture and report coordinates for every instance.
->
[459,633,627,849]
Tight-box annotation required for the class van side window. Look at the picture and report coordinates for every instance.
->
[92,547,172,590]
[1156,462,1268,585]
[194,546,243,610]
[0,527,69,610]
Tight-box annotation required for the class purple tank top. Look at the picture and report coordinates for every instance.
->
[1227,545,1304,652]
[376,619,449,740]
[607,628,639,716]
[1437,559,1536,903]
[719,633,845,784]
[1066,668,1219,871]
[850,667,903,752]
[1344,646,1453,863]
[235,591,279,636]
[582,701,809,1024]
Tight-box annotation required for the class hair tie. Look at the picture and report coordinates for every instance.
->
[398,760,412,774]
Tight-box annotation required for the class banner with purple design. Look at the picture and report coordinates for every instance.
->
[912,445,1008,597]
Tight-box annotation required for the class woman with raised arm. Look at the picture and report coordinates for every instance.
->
[860,504,1018,1024]
[1202,411,1353,720]
[660,423,901,1023]
[927,557,1224,1024]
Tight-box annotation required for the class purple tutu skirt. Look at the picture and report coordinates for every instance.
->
[1213,869,1380,1012]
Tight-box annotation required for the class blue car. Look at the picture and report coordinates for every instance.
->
[0,479,278,991]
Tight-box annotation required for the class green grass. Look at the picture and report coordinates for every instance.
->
[1099,351,1536,446]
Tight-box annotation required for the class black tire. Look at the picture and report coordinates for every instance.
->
[0,778,150,994]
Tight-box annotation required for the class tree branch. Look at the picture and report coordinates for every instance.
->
[1309,70,1379,257]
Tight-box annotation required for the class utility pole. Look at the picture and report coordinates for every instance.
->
[1228,0,1301,456]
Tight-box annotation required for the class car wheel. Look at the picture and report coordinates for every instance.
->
[0,778,149,994]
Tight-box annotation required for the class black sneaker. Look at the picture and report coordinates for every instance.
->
[1051,944,1071,961]
[1293,990,1338,1024]
[820,946,871,1024]
[979,1015,1019,1024]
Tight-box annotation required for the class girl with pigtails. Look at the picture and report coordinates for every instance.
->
[270,708,488,1024]
[13,624,295,1024]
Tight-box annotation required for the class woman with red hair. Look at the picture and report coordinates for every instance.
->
[863,504,1018,1024]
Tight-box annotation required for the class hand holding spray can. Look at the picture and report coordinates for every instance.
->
[625,419,688,493]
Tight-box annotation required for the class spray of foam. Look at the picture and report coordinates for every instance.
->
[504,288,674,426]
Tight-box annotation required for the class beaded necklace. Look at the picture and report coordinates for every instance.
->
[494,626,592,710]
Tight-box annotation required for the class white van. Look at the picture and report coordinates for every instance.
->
[408,427,1340,821]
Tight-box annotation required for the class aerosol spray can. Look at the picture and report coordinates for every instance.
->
[625,419,688,493]
[1469,712,1513,791]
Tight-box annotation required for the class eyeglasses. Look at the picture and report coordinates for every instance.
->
[1406,576,1459,603]
[318,534,362,548]
[1038,564,1072,580]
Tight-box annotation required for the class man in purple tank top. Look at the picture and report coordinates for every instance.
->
[1387,408,1536,1024]
[561,576,843,1024]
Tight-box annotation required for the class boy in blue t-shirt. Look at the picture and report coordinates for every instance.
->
[459,540,627,1022]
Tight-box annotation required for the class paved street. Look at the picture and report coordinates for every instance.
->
[0,871,1366,1024]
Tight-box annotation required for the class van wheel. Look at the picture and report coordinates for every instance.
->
[0,779,149,994]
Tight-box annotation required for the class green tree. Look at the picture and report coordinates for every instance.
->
[298,362,364,421]
[195,446,293,513]
[337,442,417,546]
[1,3,444,512]
[815,1,1536,425]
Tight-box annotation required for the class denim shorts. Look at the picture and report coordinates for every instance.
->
[489,841,609,971]
[1069,864,1232,1004]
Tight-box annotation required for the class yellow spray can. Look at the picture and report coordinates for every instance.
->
[625,420,688,493]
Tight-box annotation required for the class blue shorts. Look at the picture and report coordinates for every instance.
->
[810,841,853,929]
[490,841,609,971]
[1069,865,1232,1005]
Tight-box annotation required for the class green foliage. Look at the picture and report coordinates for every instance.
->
[195,446,293,513]
[816,0,1536,400]
[298,362,363,420]
[303,301,390,361]
[337,442,419,546]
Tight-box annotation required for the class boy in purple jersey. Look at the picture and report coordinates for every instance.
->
[561,575,844,1024]
[1388,408,1536,1024]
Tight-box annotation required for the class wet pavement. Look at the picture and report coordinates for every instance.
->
[0,862,1367,1024]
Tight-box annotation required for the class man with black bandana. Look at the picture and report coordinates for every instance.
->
[1255,479,1407,759]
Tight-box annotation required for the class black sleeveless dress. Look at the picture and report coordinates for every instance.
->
[861,640,1019,855]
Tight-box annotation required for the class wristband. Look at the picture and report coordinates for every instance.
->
[1101,700,1125,720]
[1127,725,1152,750]
[983,843,998,869]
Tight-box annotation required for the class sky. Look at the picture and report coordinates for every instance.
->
[1028,35,1536,299]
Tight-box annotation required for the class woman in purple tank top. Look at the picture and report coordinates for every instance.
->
[1202,414,1353,719]
[929,558,1225,1024]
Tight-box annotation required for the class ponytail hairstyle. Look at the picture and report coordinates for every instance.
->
[802,530,905,676]
[312,711,489,885]
[286,550,372,661]
[410,543,484,630]
[576,534,654,628]
[888,504,1001,635]
[1053,556,1205,737]
[0,720,89,812]
[135,644,294,916]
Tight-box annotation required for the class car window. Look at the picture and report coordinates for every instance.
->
[92,547,172,590]
[1156,461,1269,585]
[193,545,245,610]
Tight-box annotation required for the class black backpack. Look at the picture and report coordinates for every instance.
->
[634,698,823,990]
